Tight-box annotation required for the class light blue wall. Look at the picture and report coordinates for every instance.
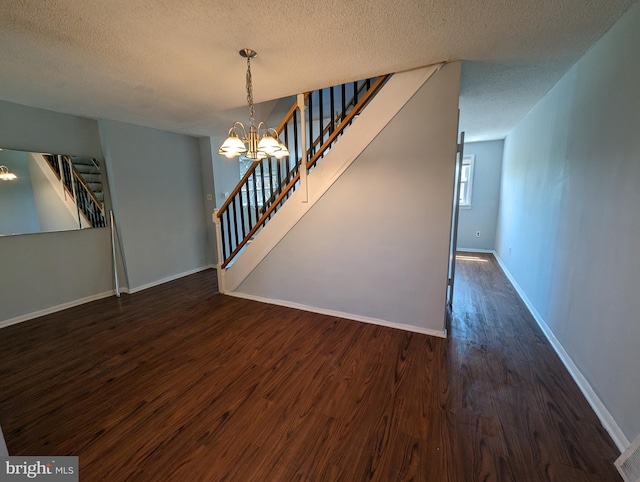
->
[99,119,210,291]
[495,3,640,445]
[457,140,503,250]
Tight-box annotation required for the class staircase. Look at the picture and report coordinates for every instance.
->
[216,75,390,269]
[215,64,447,293]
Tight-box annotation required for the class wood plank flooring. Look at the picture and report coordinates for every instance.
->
[0,254,621,481]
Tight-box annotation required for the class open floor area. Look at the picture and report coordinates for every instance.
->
[0,253,621,480]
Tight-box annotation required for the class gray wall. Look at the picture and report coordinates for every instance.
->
[0,101,113,323]
[237,63,461,333]
[0,100,102,157]
[457,140,504,250]
[495,3,640,443]
[210,136,241,209]
[99,119,210,291]
[199,137,217,266]
[0,101,214,324]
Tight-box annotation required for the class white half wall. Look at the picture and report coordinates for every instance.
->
[495,3,640,448]
[457,140,503,250]
[235,62,461,334]
[99,120,209,291]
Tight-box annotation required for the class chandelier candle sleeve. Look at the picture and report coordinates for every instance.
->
[218,49,290,161]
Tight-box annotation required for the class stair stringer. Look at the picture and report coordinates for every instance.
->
[221,63,445,293]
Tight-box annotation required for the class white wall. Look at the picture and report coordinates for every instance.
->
[457,140,503,250]
[237,63,461,334]
[99,119,209,291]
[495,3,640,446]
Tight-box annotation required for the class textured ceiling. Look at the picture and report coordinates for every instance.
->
[0,0,633,141]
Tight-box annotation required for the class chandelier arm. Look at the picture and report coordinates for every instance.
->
[232,121,248,139]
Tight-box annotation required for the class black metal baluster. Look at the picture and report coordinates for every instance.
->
[224,209,231,261]
[279,124,286,194]
[229,198,236,252]
[252,168,259,228]
[293,110,299,173]
[239,187,246,242]
[341,84,346,123]
[244,178,253,228]
[267,158,274,218]
[353,81,358,105]
[259,161,267,214]
[330,86,335,136]
[319,88,324,147]
[308,92,313,160]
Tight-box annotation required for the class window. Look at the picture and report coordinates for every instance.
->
[459,154,475,207]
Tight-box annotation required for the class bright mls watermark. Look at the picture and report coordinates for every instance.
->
[0,457,77,481]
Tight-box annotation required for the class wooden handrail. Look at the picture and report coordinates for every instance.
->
[306,75,388,171]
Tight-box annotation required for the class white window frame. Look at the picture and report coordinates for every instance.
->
[459,154,475,208]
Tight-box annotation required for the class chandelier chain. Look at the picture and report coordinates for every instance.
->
[246,56,255,125]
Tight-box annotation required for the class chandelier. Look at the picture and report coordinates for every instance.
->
[218,49,290,161]
[0,165,17,181]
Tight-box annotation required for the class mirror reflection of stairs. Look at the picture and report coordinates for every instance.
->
[42,154,106,228]
[71,157,103,204]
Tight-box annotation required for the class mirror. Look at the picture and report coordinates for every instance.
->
[0,147,106,236]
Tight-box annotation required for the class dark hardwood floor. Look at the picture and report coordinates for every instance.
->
[0,254,621,481]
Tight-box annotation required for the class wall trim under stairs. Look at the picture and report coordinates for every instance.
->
[222,63,445,293]
[225,290,447,338]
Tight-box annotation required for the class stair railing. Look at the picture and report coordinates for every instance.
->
[43,155,106,228]
[216,75,390,269]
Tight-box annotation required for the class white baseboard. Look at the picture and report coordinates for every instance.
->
[493,252,630,453]
[456,248,494,253]
[1,266,218,329]
[0,290,116,330]
[123,265,215,294]
[225,291,447,339]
